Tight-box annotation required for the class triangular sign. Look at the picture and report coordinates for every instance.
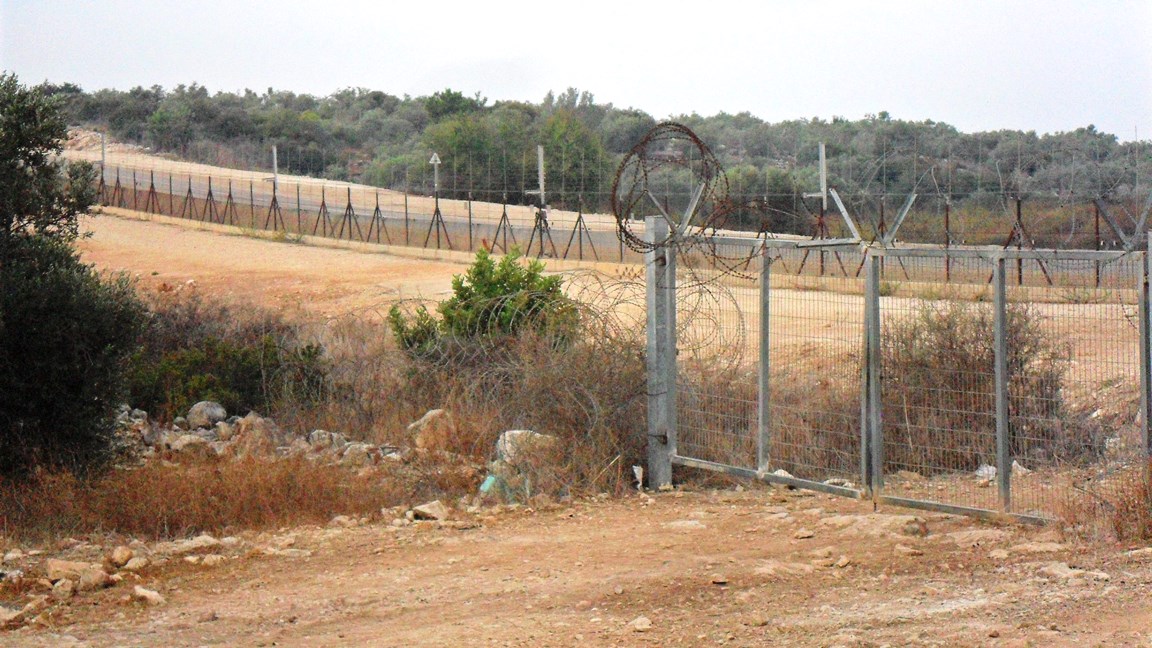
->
[429,153,441,165]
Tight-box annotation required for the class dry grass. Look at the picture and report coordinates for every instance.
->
[0,457,413,542]
[1108,462,1152,542]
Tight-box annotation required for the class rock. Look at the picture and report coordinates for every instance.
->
[156,534,220,556]
[628,616,653,632]
[77,567,115,592]
[168,433,209,453]
[835,555,852,568]
[44,559,90,582]
[51,578,76,600]
[974,464,997,480]
[412,500,450,521]
[754,560,815,578]
[793,529,815,540]
[121,557,150,572]
[495,430,559,467]
[108,546,134,569]
[823,478,855,488]
[308,429,333,449]
[989,549,1010,560]
[172,416,189,431]
[409,409,457,452]
[2,549,23,563]
[215,421,236,442]
[187,401,227,429]
[894,544,923,556]
[132,585,166,606]
[1010,542,1066,555]
[340,443,376,468]
[200,554,226,567]
[329,515,358,528]
[1126,547,1152,558]
[261,547,312,558]
[1011,460,1032,475]
[1040,562,1083,579]
[229,413,289,457]
[946,529,1009,547]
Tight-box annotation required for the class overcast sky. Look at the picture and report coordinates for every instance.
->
[2,0,1150,140]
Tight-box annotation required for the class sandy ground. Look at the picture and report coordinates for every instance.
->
[3,488,1152,648]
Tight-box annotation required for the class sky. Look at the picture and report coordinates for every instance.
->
[2,0,1150,141]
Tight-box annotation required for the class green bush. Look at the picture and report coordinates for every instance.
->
[0,236,147,477]
[127,290,328,421]
[388,248,575,359]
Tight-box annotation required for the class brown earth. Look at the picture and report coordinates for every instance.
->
[3,489,1152,647]
[3,211,1137,646]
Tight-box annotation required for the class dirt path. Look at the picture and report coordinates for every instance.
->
[3,489,1151,647]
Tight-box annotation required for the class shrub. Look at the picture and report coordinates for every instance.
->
[388,248,576,360]
[0,236,146,477]
[126,287,328,422]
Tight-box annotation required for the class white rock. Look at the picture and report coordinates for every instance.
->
[628,616,653,632]
[44,559,89,582]
[308,429,333,449]
[121,557,150,572]
[974,464,997,480]
[1011,460,1032,475]
[1040,562,1083,579]
[413,500,450,521]
[168,433,209,453]
[1010,542,1066,555]
[187,401,227,429]
[132,585,166,606]
[2,549,24,563]
[108,546,134,568]
[495,430,558,467]
[156,534,221,556]
[408,409,456,453]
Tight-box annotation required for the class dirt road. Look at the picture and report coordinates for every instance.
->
[3,488,1151,647]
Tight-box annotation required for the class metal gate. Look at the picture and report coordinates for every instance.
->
[647,222,1151,523]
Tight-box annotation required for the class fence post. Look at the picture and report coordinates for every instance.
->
[757,244,771,473]
[645,215,673,489]
[993,256,1012,512]
[1141,232,1152,460]
[865,253,883,501]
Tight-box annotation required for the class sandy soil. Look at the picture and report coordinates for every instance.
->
[3,488,1152,648]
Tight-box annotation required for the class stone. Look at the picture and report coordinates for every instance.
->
[1040,562,1083,579]
[413,500,451,521]
[835,555,852,568]
[156,534,220,556]
[1126,547,1152,558]
[77,567,115,592]
[793,529,815,540]
[108,546,134,569]
[989,549,1010,560]
[329,515,358,528]
[44,559,90,582]
[663,520,707,530]
[308,429,333,449]
[946,529,1009,547]
[975,464,997,480]
[120,557,150,573]
[2,549,23,563]
[1010,542,1066,555]
[495,430,559,467]
[200,554,226,567]
[215,421,236,442]
[894,544,923,556]
[340,443,376,468]
[1011,460,1032,475]
[229,413,288,457]
[172,416,189,430]
[132,585,166,606]
[168,433,209,453]
[408,409,457,453]
[187,401,228,429]
[51,578,76,600]
[628,616,653,632]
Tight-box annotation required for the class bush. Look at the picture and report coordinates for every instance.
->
[126,287,328,422]
[388,248,575,360]
[0,236,146,477]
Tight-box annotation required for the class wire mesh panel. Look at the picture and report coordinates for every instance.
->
[1003,255,1143,522]
[877,255,1003,512]
[673,242,763,470]
[764,246,865,488]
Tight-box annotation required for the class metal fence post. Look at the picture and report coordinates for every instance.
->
[865,254,883,501]
[993,256,1012,512]
[758,244,771,473]
[665,232,678,463]
[1142,233,1152,460]
[645,215,673,489]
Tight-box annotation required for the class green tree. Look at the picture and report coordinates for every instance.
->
[0,73,147,477]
